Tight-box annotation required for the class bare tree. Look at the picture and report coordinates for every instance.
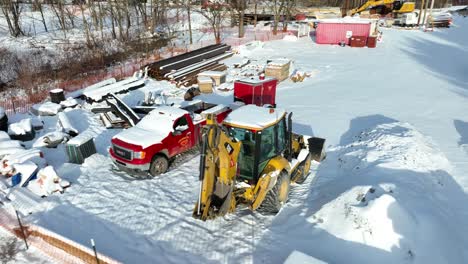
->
[50,0,68,37]
[0,237,20,264]
[0,0,24,37]
[231,0,247,38]
[282,0,295,32]
[198,1,230,44]
[32,0,48,32]
[181,0,193,44]
[271,0,285,35]
[79,2,94,48]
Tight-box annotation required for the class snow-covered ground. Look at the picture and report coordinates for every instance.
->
[0,228,51,264]
[1,14,468,264]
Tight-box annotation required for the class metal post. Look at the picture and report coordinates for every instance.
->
[15,210,28,250]
[90,239,100,264]
[417,0,426,26]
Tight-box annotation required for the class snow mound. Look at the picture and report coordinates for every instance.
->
[283,35,298,41]
[336,121,452,174]
[284,251,327,264]
[304,121,467,263]
[236,41,265,56]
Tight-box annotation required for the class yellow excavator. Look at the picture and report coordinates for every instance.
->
[193,105,326,221]
[348,0,415,16]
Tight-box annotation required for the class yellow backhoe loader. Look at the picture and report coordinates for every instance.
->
[348,0,415,16]
[193,105,326,221]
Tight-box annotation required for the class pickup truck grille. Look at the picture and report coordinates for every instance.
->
[113,145,132,160]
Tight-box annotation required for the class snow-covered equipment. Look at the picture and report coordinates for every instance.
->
[184,87,201,101]
[8,118,35,141]
[142,90,168,106]
[65,135,97,164]
[105,93,140,127]
[57,112,79,136]
[60,97,79,108]
[0,148,25,159]
[33,131,69,148]
[1,149,46,169]
[31,102,62,116]
[9,161,39,187]
[27,166,70,197]
[49,88,65,104]
[0,107,7,132]
[82,75,145,102]
[193,105,326,220]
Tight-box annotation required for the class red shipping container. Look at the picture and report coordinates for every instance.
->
[315,22,371,45]
[234,77,277,107]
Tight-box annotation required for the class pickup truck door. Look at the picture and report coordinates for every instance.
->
[171,115,192,155]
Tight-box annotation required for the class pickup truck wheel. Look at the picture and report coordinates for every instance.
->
[150,155,169,176]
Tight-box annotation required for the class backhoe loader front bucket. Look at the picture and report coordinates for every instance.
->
[308,137,326,162]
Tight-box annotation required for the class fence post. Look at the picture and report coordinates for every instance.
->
[90,239,100,264]
[10,97,16,114]
[15,210,29,250]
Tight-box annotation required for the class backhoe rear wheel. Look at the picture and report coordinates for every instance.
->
[149,155,169,177]
[258,171,290,214]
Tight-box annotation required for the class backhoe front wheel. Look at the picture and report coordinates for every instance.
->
[294,155,312,184]
[149,155,169,177]
[259,171,290,214]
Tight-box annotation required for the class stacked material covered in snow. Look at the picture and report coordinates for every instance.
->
[265,59,291,81]
[1,148,46,169]
[83,76,145,102]
[31,102,62,116]
[198,71,227,86]
[33,131,69,148]
[60,97,79,108]
[28,166,70,197]
[57,112,79,136]
[197,76,214,94]
[9,118,32,136]
[8,118,35,141]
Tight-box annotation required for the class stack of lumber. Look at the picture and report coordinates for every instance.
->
[145,44,232,87]
[265,59,291,82]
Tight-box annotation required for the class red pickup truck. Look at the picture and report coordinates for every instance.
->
[109,101,231,176]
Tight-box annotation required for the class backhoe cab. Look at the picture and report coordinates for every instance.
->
[193,105,325,221]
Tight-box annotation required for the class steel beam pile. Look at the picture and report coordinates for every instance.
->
[145,44,232,86]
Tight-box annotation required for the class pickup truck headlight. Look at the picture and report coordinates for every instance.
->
[134,151,146,159]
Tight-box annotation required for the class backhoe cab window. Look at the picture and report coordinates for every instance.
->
[229,127,256,179]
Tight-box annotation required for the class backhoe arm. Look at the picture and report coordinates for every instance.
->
[193,114,241,221]
[349,0,394,16]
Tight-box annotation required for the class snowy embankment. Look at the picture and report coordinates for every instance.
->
[254,118,468,263]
